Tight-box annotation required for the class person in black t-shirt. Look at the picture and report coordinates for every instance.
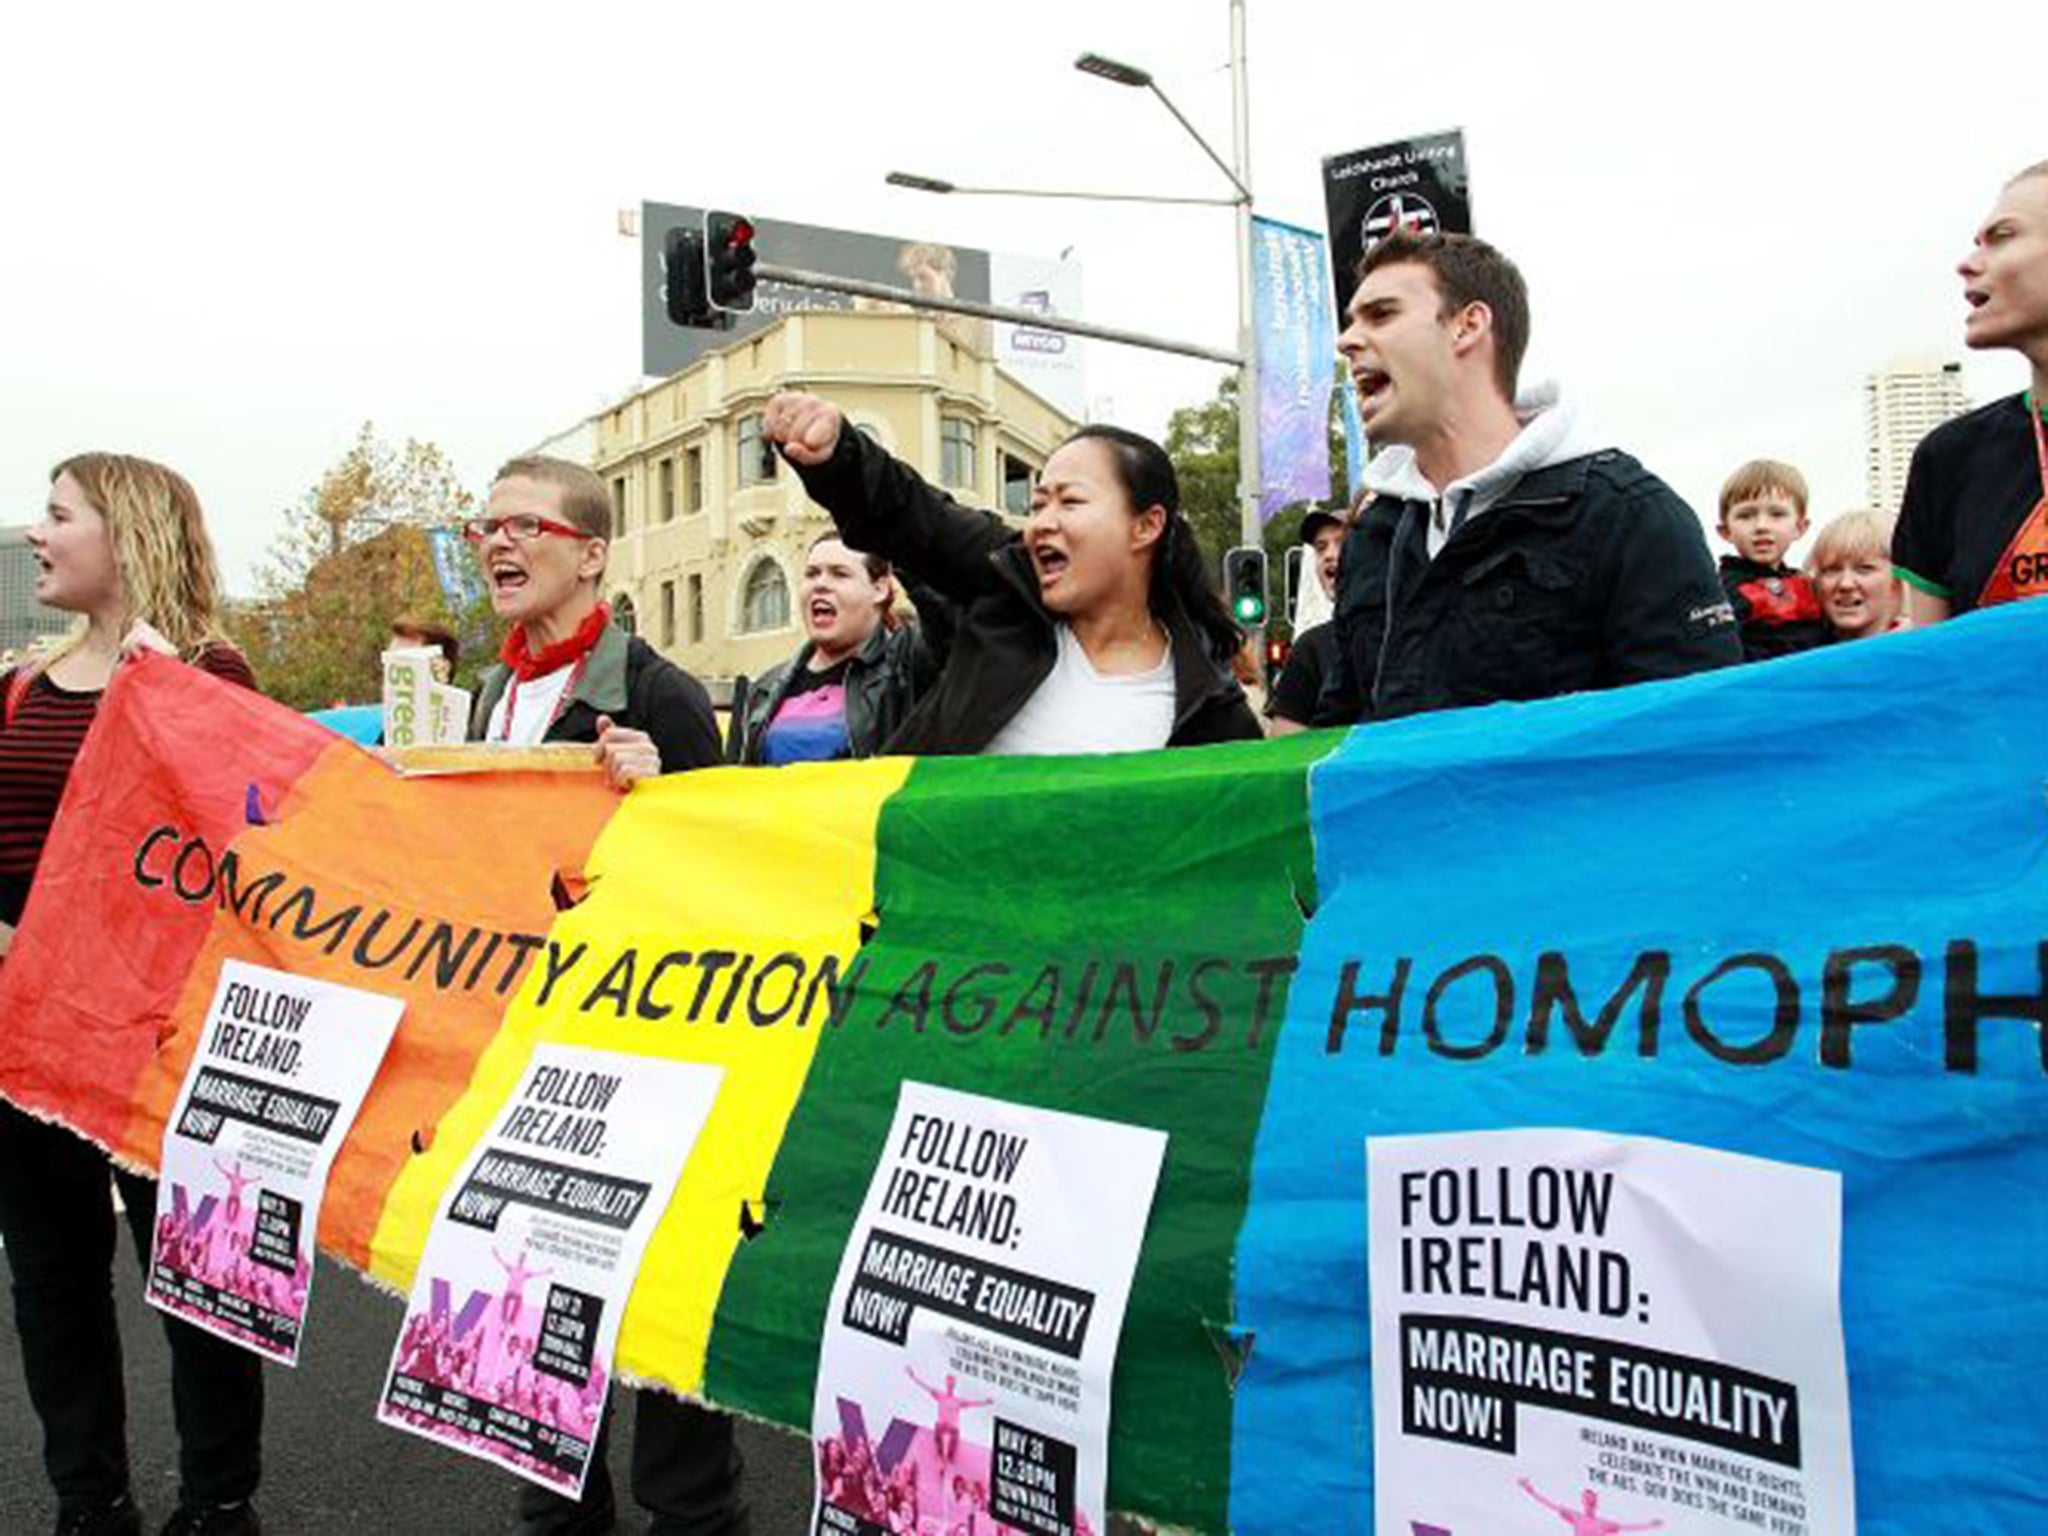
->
[1266,505,1350,734]
[1893,160,2048,621]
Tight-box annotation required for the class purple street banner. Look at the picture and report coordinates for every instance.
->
[147,960,404,1365]
[1251,217,1337,522]
[376,1045,722,1498]
[811,1083,1165,1536]
[1338,375,1369,502]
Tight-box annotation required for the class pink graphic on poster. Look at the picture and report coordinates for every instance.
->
[376,1045,721,1498]
[812,1083,1164,1536]
[147,960,403,1365]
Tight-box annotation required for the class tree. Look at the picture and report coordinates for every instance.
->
[1161,367,1355,631]
[226,424,495,709]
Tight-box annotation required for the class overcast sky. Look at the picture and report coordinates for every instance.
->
[3,0,2039,593]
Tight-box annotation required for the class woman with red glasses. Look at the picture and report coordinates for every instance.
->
[462,456,719,782]
[460,456,743,1536]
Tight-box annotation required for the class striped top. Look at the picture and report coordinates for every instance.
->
[0,645,256,923]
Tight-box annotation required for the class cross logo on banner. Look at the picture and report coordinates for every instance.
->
[1363,191,1442,244]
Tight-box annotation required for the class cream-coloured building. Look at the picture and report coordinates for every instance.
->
[1865,354,1969,516]
[590,310,1076,688]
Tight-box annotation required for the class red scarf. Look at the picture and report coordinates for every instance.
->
[500,602,611,681]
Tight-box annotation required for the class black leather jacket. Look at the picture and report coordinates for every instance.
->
[791,428,1262,756]
[739,618,943,765]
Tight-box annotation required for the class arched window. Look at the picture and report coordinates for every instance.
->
[613,592,638,636]
[738,557,790,633]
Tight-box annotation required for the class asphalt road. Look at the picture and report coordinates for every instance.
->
[0,1241,817,1535]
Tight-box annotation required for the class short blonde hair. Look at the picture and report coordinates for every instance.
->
[1718,459,1809,521]
[1807,510,1898,577]
[492,455,612,539]
[47,453,228,662]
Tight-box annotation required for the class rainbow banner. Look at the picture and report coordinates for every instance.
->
[3,603,2045,1534]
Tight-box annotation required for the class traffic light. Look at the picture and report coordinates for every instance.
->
[663,226,720,329]
[704,210,758,312]
[1283,545,1306,618]
[1223,546,1268,627]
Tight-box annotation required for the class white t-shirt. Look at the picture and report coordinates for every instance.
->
[485,663,577,746]
[984,623,1177,757]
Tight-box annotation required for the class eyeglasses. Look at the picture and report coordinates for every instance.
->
[459,514,591,543]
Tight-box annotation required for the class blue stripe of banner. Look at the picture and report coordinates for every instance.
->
[1231,603,2048,1534]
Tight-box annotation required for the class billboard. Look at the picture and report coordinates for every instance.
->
[640,203,1085,419]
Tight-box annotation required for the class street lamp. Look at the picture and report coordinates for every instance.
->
[1073,51,1151,88]
[1070,49,1251,205]
[885,168,1236,209]
[884,171,957,195]
[884,2,1261,550]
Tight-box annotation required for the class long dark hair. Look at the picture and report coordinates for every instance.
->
[1061,425,1242,665]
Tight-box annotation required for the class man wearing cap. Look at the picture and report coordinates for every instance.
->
[1266,502,1352,734]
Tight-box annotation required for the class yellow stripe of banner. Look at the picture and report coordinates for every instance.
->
[369,756,911,1393]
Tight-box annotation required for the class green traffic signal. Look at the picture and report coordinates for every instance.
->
[1224,545,1268,627]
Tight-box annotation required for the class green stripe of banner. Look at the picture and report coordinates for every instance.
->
[704,732,1336,1531]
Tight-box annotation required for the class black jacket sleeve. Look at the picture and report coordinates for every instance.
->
[1192,688,1269,747]
[898,575,956,683]
[789,428,1016,605]
[1596,476,1743,685]
[735,656,795,768]
[629,643,722,773]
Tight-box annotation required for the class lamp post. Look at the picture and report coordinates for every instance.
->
[886,0,1260,550]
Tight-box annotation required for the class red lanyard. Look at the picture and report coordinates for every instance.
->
[495,654,589,743]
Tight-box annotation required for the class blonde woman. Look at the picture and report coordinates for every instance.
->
[1809,511,1908,641]
[0,454,265,1536]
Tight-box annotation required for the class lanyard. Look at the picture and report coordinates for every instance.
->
[2032,393,2048,502]
[496,654,589,744]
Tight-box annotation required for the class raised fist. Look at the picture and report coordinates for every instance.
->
[762,391,844,467]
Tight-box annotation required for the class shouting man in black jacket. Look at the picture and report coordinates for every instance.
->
[1316,231,1739,724]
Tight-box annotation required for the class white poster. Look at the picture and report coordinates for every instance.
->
[1367,1130,1854,1536]
[376,1045,722,1497]
[147,960,404,1364]
[812,1082,1166,1536]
